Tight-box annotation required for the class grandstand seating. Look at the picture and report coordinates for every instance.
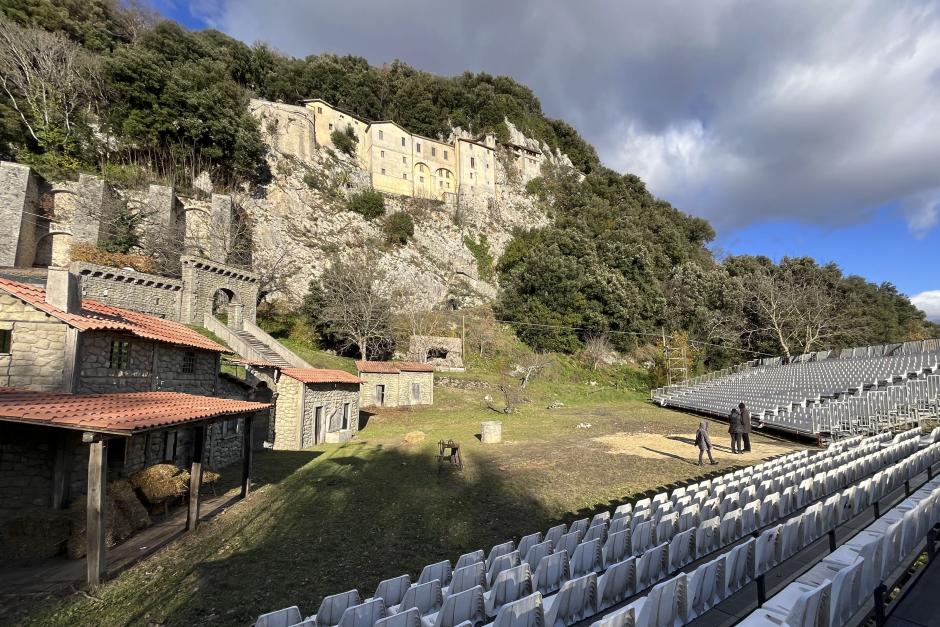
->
[652,340,940,437]
[255,427,940,627]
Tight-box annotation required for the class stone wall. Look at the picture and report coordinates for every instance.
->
[358,371,433,407]
[272,376,303,450]
[359,372,401,407]
[306,382,360,445]
[76,332,218,396]
[408,335,464,370]
[180,255,259,325]
[0,293,70,391]
[398,371,434,406]
[0,161,39,267]
[73,262,184,320]
[0,423,56,511]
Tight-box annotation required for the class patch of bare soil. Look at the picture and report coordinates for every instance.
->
[593,432,794,463]
[402,431,426,444]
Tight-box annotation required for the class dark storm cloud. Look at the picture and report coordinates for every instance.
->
[194,0,940,234]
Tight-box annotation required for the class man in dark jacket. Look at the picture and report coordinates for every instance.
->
[739,402,752,452]
[728,407,743,453]
[695,421,718,466]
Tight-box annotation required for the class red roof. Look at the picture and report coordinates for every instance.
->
[355,360,435,374]
[0,277,229,353]
[0,388,269,434]
[281,368,363,384]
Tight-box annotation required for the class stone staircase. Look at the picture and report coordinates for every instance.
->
[233,330,291,367]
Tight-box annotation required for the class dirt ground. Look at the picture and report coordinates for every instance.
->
[594,431,795,464]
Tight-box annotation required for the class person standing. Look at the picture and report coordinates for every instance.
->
[695,421,719,466]
[739,402,752,452]
[728,406,743,453]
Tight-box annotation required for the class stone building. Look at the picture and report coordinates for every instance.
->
[408,335,465,371]
[271,368,363,449]
[356,361,435,408]
[297,98,527,203]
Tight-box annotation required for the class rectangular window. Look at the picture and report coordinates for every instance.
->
[402,156,407,164]
[469,172,473,179]
[431,147,436,157]
[403,173,407,179]
[439,181,443,188]
[471,157,476,168]
[444,150,449,159]
[181,351,196,374]
[328,123,333,130]
[0,329,10,354]
[379,129,384,140]
[416,142,421,152]
[108,340,130,370]
[222,418,240,438]
[381,168,386,175]
[401,137,406,147]
[420,176,424,183]
[381,150,385,158]
[318,106,323,114]
[411,382,420,400]
[342,403,350,430]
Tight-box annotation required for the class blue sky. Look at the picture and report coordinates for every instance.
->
[146,1,940,318]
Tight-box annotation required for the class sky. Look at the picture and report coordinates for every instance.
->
[147,0,940,321]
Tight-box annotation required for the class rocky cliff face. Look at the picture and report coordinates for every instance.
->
[237,101,565,309]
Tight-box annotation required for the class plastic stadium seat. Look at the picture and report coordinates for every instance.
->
[490,592,544,627]
[419,561,453,587]
[636,575,686,627]
[570,538,604,577]
[554,532,580,563]
[603,529,630,567]
[517,534,542,562]
[338,599,386,627]
[613,503,632,519]
[724,539,754,594]
[779,516,804,560]
[753,526,780,576]
[668,528,695,571]
[631,521,653,557]
[487,543,515,569]
[582,523,607,545]
[655,512,678,545]
[591,511,611,528]
[741,501,760,535]
[314,590,362,627]
[255,606,303,627]
[448,563,487,596]
[375,575,412,608]
[634,498,652,513]
[636,542,668,590]
[696,516,721,558]
[597,557,637,611]
[427,585,486,627]
[719,510,742,545]
[542,573,598,627]
[396,581,443,617]
[685,556,726,620]
[798,556,864,626]
[588,604,635,627]
[568,518,589,540]
[455,551,485,572]
[609,516,629,536]
[375,608,421,627]
[523,541,553,570]
[533,551,569,596]
[678,505,699,533]
[485,565,533,617]
[700,498,719,523]
[487,552,522,588]
[544,525,566,550]
[756,580,831,627]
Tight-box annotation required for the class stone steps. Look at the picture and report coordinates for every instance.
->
[233,330,291,368]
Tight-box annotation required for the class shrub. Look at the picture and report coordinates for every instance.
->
[331,126,358,156]
[70,243,156,273]
[384,212,415,245]
[348,188,385,219]
[102,163,150,189]
[463,233,495,281]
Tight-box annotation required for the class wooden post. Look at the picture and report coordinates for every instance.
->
[86,438,107,587]
[241,415,254,498]
[51,431,71,509]
[186,425,206,532]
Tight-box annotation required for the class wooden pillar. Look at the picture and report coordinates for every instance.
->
[185,425,206,532]
[241,414,254,498]
[85,437,107,587]
[51,431,71,509]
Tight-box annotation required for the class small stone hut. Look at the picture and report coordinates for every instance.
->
[272,368,363,448]
[356,360,434,408]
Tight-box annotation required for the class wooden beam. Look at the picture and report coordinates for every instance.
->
[51,431,71,509]
[241,414,254,498]
[185,425,206,532]
[86,439,107,587]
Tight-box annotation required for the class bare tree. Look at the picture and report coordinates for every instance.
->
[489,375,524,414]
[390,280,445,346]
[466,308,501,358]
[319,257,392,359]
[518,352,553,388]
[0,18,101,150]
[580,335,612,370]
[253,246,299,305]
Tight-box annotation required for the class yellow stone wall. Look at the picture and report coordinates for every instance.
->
[456,138,497,197]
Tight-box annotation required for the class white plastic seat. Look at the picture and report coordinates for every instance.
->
[456,551,485,571]
[779,516,804,560]
[696,516,720,558]
[700,498,719,522]
[591,511,611,528]
[542,573,597,627]
[315,590,362,627]
[420,561,453,587]
[836,530,885,593]
[255,606,302,627]
[631,520,653,557]
[603,529,630,567]
[799,556,863,626]
[678,505,699,533]
[589,604,636,627]
[532,551,569,596]
[760,580,832,627]
[685,556,726,619]
[613,503,633,519]
[487,552,522,588]
[517,533,542,562]
[720,510,742,545]
[375,575,412,608]
[487,542,515,569]
[375,608,421,627]
[597,557,637,611]
[741,501,760,535]
[568,518,589,540]
[636,542,668,590]
[338,599,386,627]
[544,525,566,550]
[448,563,486,596]
[754,526,780,576]
[554,532,580,562]
[655,512,678,545]
[570,538,603,577]
[523,541,553,570]
[668,528,695,571]
[426,585,486,627]
[636,575,686,627]
[485,565,532,617]
[725,539,754,594]
[609,516,629,536]
[583,523,607,545]
[490,592,543,627]
[396,581,443,617]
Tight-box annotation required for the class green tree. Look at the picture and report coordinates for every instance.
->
[383,212,414,244]
[347,188,385,219]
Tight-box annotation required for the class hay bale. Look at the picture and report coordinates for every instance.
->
[130,464,190,505]
[65,495,117,560]
[111,479,151,532]
[202,470,221,486]
[0,510,70,560]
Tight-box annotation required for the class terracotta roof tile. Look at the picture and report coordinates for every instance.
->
[0,388,269,434]
[281,368,363,384]
[355,360,435,374]
[0,277,229,353]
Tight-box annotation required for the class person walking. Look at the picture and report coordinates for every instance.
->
[728,406,743,453]
[739,402,752,452]
[695,421,718,466]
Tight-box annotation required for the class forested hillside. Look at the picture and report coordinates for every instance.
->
[0,0,934,373]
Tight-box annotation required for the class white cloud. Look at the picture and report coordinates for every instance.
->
[911,291,940,322]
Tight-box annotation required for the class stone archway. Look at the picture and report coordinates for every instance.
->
[181,256,258,327]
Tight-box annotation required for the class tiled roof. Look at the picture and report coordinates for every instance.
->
[281,368,363,384]
[0,277,229,353]
[355,360,435,374]
[0,388,270,434]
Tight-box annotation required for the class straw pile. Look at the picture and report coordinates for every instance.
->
[202,470,221,486]
[130,464,190,505]
[65,480,152,559]
[111,479,151,531]
[0,510,70,560]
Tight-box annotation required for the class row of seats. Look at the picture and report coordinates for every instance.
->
[587,441,940,627]
[255,431,925,627]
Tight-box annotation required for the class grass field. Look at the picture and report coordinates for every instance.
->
[14,357,804,626]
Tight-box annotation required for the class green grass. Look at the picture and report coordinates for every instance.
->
[278,338,358,373]
[16,371,803,626]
